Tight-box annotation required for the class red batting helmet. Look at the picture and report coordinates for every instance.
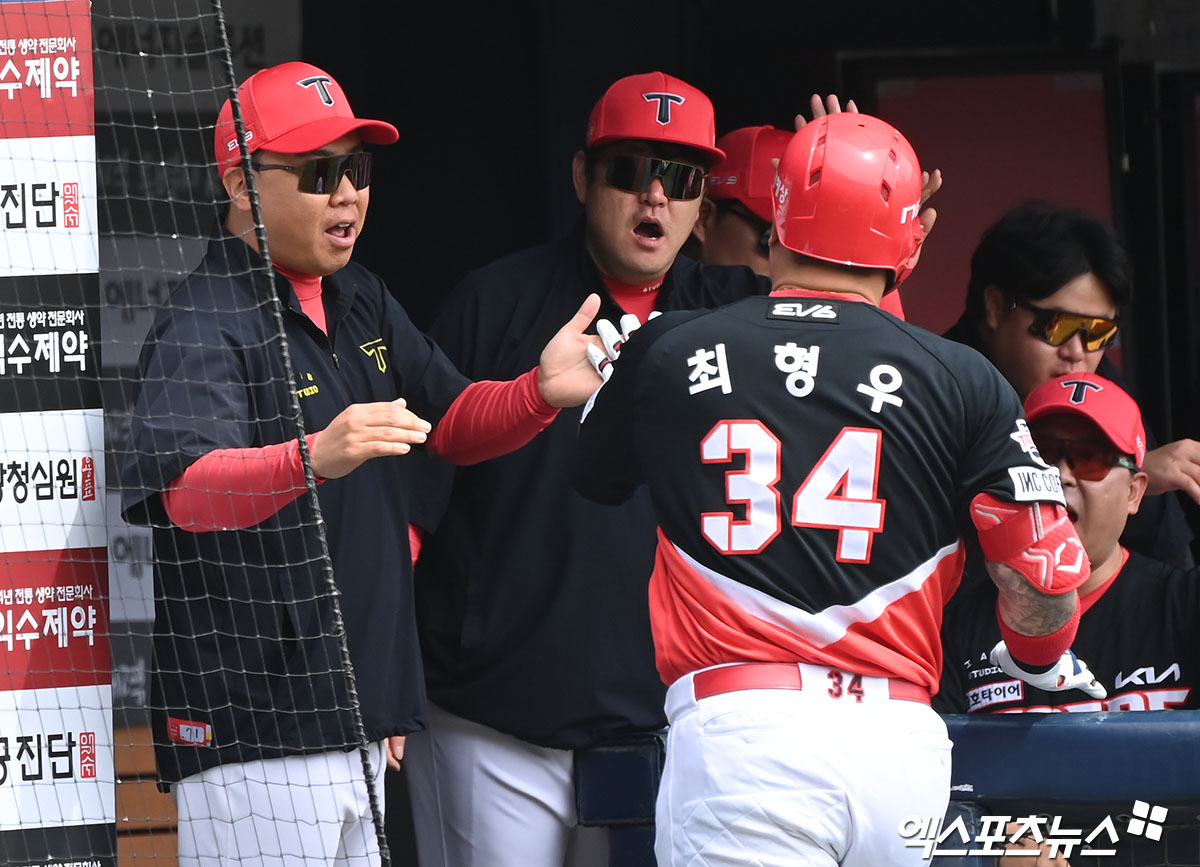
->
[772,113,923,288]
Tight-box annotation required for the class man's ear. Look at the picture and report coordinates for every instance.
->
[691,197,716,244]
[1127,470,1150,516]
[903,235,925,274]
[572,150,589,205]
[222,164,252,212]
[982,285,1007,330]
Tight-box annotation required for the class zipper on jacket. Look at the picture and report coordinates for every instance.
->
[288,303,340,368]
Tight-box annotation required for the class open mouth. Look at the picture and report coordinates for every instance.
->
[634,220,664,240]
[327,223,353,238]
[1065,505,1079,523]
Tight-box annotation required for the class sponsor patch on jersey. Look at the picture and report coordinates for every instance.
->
[167,716,214,748]
[966,678,1023,712]
[1008,465,1066,504]
[766,301,840,323]
[1009,419,1051,467]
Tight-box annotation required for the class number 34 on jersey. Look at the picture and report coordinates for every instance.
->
[687,337,908,565]
[702,422,885,563]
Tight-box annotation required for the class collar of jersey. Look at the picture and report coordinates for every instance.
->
[1078,545,1129,615]
[769,288,872,304]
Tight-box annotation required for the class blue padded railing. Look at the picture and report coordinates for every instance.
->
[944,711,1200,810]
[938,711,1200,867]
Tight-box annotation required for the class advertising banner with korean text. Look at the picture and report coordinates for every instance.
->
[0,0,92,138]
[0,1,112,863]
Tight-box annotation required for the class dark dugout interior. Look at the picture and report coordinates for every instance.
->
[307,0,1094,324]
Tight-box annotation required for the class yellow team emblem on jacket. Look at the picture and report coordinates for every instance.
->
[360,338,389,373]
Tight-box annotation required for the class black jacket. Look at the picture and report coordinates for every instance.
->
[122,232,469,785]
[411,222,769,749]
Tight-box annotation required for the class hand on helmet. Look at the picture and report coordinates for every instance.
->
[792,96,941,242]
[794,93,858,131]
[989,641,1107,699]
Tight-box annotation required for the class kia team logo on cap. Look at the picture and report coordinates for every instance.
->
[1024,372,1147,467]
[1060,378,1104,405]
[214,61,398,178]
[299,75,335,106]
[585,72,723,161]
[643,91,684,125]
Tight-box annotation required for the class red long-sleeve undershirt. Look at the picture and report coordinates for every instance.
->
[162,270,559,532]
[163,370,557,532]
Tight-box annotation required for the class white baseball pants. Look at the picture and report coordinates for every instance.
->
[405,702,609,867]
[656,664,952,867]
[171,739,388,867]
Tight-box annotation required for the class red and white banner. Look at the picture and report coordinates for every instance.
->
[0,1,108,856]
[0,546,108,693]
[0,0,93,138]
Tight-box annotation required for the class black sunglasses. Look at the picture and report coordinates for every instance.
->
[250,151,373,195]
[1011,296,1119,352]
[1032,434,1139,481]
[605,155,706,200]
[715,199,771,257]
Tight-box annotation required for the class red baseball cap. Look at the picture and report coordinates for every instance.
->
[585,71,724,165]
[706,125,793,222]
[214,62,399,177]
[1024,372,1146,466]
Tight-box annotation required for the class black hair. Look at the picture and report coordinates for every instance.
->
[965,201,1134,323]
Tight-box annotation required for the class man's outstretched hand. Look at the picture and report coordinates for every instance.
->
[310,399,432,479]
[537,293,605,407]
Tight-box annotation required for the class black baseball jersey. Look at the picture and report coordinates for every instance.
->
[409,221,768,750]
[575,291,1067,692]
[937,548,1200,713]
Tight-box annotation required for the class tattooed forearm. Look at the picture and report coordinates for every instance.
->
[986,562,1078,635]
